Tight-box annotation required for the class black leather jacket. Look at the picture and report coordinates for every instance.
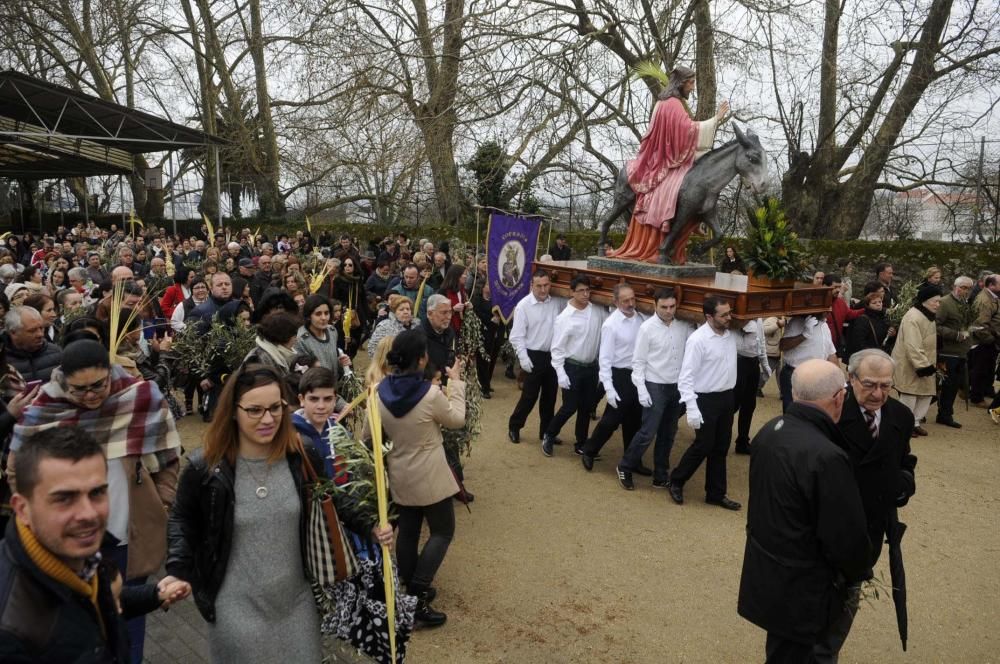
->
[0,521,129,663]
[166,444,369,623]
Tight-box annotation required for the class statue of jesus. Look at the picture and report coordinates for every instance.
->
[609,66,729,262]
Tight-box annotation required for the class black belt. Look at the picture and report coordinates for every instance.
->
[566,358,597,368]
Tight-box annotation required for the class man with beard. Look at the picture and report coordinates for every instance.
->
[608,65,729,262]
[0,428,130,661]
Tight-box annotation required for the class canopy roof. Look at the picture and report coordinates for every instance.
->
[0,70,222,179]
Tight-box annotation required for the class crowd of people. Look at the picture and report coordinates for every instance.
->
[0,219,996,662]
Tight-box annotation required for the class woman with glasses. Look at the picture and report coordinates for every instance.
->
[9,339,182,663]
[167,364,386,663]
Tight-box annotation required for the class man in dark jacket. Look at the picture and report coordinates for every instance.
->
[421,294,472,502]
[0,427,129,662]
[935,276,974,427]
[548,234,572,261]
[4,306,63,382]
[815,348,917,661]
[738,359,871,663]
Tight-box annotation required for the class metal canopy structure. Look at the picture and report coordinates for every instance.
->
[0,70,222,179]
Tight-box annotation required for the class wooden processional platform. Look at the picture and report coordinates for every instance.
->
[537,258,832,324]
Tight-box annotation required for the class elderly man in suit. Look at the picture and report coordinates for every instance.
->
[815,348,918,662]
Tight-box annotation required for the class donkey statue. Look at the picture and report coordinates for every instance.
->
[597,125,768,264]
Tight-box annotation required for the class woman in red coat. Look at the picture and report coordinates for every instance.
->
[437,264,468,332]
[160,267,194,319]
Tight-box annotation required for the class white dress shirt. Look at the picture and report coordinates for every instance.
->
[782,316,837,367]
[631,315,692,386]
[678,322,738,406]
[550,302,605,371]
[598,308,645,390]
[509,292,562,365]
[736,318,765,358]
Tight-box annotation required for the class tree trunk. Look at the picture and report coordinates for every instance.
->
[691,0,716,121]
[416,108,467,225]
[248,0,284,218]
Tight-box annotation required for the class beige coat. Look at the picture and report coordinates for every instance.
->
[891,307,937,396]
[380,380,466,506]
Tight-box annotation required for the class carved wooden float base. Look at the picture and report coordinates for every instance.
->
[536,259,831,323]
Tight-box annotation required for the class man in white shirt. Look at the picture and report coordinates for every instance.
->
[543,276,605,457]
[734,318,768,455]
[669,295,741,510]
[580,284,647,471]
[612,288,692,490]
[507,270,562,444]
[779,313,839,412]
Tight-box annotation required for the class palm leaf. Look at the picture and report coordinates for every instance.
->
[631,60,669,87]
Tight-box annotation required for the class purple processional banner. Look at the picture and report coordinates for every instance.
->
[486,212,542,323]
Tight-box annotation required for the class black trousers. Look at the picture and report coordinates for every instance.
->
[508,349,558,436]
[477,323,503,393]
[735,356,761,447]
[765,632,815,664]
[545,362,600,446]
[670,390,735,501]
[937,355,967,420]
[583,367,642,456]
[396,498,455,591]
[969,344,998,402]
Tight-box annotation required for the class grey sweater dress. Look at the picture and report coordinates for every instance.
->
[209,457,323,663]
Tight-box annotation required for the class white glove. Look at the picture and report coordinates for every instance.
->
[557,368,571,390]
[605,388,620,409]
[686,409,704,430]
[519,355,533,374]
[637,387,653,408]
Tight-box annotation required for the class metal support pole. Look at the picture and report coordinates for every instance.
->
[83,177,89,223]
[119,174,126,226]
[17,182,24,233]
[215,145,223,233]
[58,178,64,226]
[169,151,178,237]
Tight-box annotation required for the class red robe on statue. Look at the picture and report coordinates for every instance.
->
[609,97,700,262]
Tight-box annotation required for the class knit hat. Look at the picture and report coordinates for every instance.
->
[4,283,27,300]
[915,283,942,305]
[60,340,111,376]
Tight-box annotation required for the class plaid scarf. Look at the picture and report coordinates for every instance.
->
[13,365,181,471]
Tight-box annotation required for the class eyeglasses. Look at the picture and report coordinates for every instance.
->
[855,378,894,392]
[832,382,849,398]
[65,376,110,397]
[237,402,287,420]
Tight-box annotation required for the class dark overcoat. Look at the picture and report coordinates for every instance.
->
[835,392,916,567]
[737,403,872,644]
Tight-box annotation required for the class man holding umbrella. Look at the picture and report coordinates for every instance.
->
[817,348,918,659]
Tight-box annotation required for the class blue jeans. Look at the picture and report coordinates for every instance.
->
[619,382,682,482]
[106,544,146,664]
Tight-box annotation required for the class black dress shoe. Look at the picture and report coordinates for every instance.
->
[935,417,962,429]
[481,390,492,399]
[706,496,742,511]
[734,444,751,455]
[541,436,554,457]
[508,429,520,444]
[668,483,684,505]
[632,464,653,477]
[581,454,595,471]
